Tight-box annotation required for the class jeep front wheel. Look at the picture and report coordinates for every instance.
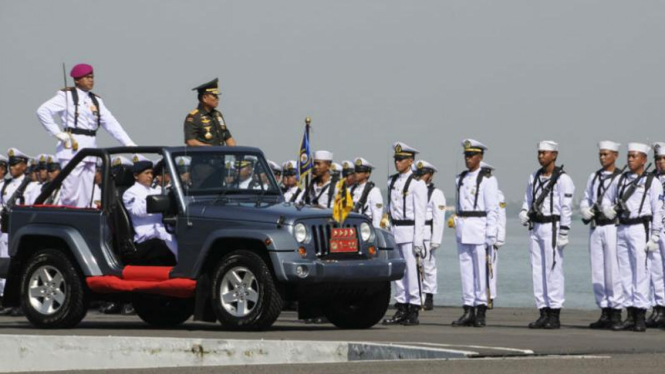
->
[21,249,88,328]
[210,250,283,331]
[323,281,391,329]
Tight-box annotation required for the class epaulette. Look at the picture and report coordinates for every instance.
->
[480,167,493,177]
[189,109,199,116]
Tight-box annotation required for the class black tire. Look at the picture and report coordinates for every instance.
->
[324,282,391,329]
[133,295,194,327]
[20,249,88,328]
[211,250,283,331]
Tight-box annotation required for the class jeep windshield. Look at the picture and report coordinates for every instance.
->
[172,151,282,198]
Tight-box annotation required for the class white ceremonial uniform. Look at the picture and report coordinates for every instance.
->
[388,170,428,306]
[0,175,28,296]
[297,178,339,208]
[123,183,177,257]
[422,184,445,295]
[602,172,664,310]
[23,181,44,205]
[283,186,301,203]
[91,184,102,208]
[522,170,575,309]
[455,168,499,307]
[351,181,384,228]
[37,87,135,207]
[651,173,665,309]
[580,169,624,310]
[491,190,507,300]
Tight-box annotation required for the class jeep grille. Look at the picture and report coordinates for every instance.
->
[311,223,361,257]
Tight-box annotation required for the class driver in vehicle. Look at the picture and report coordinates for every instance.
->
[122,154,177,266]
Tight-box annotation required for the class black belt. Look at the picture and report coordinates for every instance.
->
[392,219,415,226]
[457,211,487,218]
[531,214,560,224]
[425,219,433,226]
[66,127,97,136]
[619,216,652,226]
[593,218,617,226]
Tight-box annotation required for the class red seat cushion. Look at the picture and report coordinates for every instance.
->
[122,266,173,281]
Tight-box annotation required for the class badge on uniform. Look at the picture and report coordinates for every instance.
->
[438,205,445,210]
[500,202,507,208]
[376,203,383,209]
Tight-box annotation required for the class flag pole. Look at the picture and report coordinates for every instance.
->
[305,116,311,188]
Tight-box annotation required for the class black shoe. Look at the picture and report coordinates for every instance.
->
[452,305,476,327]
[611,307,636,331]
[99,302,122,315]
[9,307,23,317]
[0,306,15,316]
[633,308,647,332]
[383,303,408,325]
[424,294,434,311]
[122,303,136,315]
[543,308,561,329]
[474,305,487,327]
[528,308,549,329]
[589,308,611,329]
[646,306,663,328]
[655,306,665,328]
[609,308,623,330]
[401,304,420,326]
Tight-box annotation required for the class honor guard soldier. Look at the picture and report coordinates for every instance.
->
[579,141,625,329]
[267,160,283,186]
[184,78,236,147]
[342,160,357,188]
[37,63,137,208]
[25,154,50,205]
[647,142,665,328]
[122,154,177,265]
[602,143,663,332]
[520,141,575,330]
[450,140,499,327]
[350,157,383,228]
[492,186,507,304]
[282,160,301,202]
[330,162,342,179]
[413,160,446,311]
[297,151,339,208]
[44,155,62,205]
[0,155,7,181]
[382,142,428,326]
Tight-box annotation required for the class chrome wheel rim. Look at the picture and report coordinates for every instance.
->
[28,265,66,315]
[220,266,259,317]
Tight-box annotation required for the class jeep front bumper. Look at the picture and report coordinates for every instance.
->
[273,255,406,283]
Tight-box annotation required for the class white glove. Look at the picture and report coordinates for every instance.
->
[646,234,660,252]
[602,205,617,220]
[494,240,505,249]
[485,236,496,247]
[581,207,595,221]
[557,234,569,249]
[519,210,529,226]
[55,132,71,143]
[430,243,440,250]
[413,246,426,258]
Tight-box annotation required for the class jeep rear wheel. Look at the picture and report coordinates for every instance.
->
[21,249,88,328]
[211,250,283,331]
[323,281,391,329]
[133,295,194,327]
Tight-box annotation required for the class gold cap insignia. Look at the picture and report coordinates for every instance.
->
[133,155,139,163]
[113,158,121,166]
[47,156,54,163]
[417,161,424,169]
[40,155,46,162]
[464,140,472,149]
[8,149,14,157]
[331,164,337,171]
[395,144,402,153]
[179,159,185,166]
[355,159,362,166]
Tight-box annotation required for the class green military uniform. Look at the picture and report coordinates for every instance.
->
[183,78,233,146]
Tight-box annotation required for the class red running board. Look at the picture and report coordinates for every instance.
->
[86,266,196,298]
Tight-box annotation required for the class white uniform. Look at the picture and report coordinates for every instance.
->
[0,175,29,296]
[351,181,384,228]
[296,178,338,208]
[522,169,575,309]
[491,189,507,299]
[580,169,624,309]
[422,184,445,295]
[388,170,428,306]
[123,183,177,257]
[283,186,301,202]
[652,173,665,309]
[455,168,499,307]
[602,171,664,309]
[37,88,135,207]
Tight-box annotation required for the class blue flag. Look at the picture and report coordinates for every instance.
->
[298,126,312,188]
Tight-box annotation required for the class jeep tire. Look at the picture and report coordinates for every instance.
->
[133,295,194,327]
[211,250,283,331]
[323,281,391,329]
[20,249,88,329]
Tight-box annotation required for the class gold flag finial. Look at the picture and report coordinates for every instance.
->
[305,117,311,126]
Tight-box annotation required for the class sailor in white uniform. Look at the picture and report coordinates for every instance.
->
[282,160,301,203]
[37,63,137,208]
[520,140,575,330]
[477,161,505,305]
[413,160,445,311]
[0,155,7,181]
[602,142,663,332]
[296,151,338,208]
[267,160,283,186]
[382,142,428,326]
[341,160,357,189]
[647,142,665,328]
[350,157,383,228]
[579,141,624,329]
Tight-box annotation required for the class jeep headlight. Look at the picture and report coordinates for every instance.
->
[360,222,373,242]
[294,223,307,243]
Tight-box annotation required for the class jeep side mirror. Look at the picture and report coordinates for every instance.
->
[147,194,171,214]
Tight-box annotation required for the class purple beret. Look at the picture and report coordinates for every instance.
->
[70,63,93,79]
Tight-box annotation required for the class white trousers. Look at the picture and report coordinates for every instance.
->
[650,235,665,307]
[617,224,652,309]
[422,240,437,294]
[530,223,565,309]
[588,224,624,309]
[490,246,498,299]
[393,242,422,306]
[457,243,487,307]
[59,159,96,208]
[0,233,8,296]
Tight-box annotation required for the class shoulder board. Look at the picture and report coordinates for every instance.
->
[189,109,199,116]
[60,87,75,92]
[480,167,493,177]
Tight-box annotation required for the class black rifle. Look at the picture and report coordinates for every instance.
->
[0,175,33,233]
[582,165,627,227]
[615,163,653,218]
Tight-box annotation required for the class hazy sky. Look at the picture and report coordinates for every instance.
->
[1,0,664,202]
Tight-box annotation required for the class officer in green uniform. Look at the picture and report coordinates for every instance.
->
[184,78,236,147]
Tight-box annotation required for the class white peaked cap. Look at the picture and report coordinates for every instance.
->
[313,150,333,161]
[330,162,341,172]
[415,160,438,173]
[283,160,297,170]
[267,160,282,172]
[461,139,488,152]
[628,142,650,155]
[598,141,620,152]
[354,157,375,170]
[652,142,665,157]
[538,140,559,152]
[392,142,419,156]
[112,156,133,167]
[341,160,355,170]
